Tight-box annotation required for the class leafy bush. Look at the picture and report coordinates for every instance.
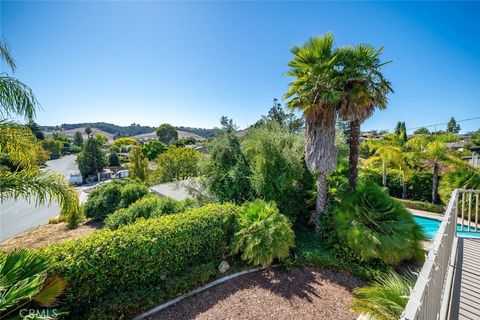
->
[395,198,444,213]
[203,132,252,203]
[333,182,425,265]
[44,203,238,319]
[352,272,415,320]
[361,168,433,202]
[83,180,148,221]
[295,227,390,281]
[242,123,311,218]
[231,200,295,266]
[104,195,194,229]
[439,156,480,202]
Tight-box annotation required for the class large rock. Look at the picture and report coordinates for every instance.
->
[218,260,230,274]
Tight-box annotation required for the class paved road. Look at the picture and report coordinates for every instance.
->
[0,155,79,242]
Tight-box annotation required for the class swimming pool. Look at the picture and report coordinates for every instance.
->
[413,216,480,239]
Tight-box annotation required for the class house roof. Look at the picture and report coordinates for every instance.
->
[149,180,192,201]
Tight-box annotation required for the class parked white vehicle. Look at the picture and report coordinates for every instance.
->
[68,171,83,185]
[113,170,129,179]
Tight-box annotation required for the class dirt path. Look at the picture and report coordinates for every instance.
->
[148,267,363,320]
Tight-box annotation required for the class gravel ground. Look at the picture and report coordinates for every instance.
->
[148,267,363,320]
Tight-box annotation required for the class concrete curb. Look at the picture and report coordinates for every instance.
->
[133,265,272,320]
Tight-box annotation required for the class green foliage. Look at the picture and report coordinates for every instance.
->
[333,182,425,265]
[156,123,178,145]
[27,120,45,140]
[395,198,445,213]
[41,138,63,159]
[152,146,201,183]
[128,145,149,181]
[142,140,167,161]
[447,117,461,133]
[231,200,295,266]
[0,249,65,320]
[414,127,430,135]
[295,227,390,281]
[352,272,414,320]
[44,203,238,319]
[77,137,105,178]
[252,98,304,133]
[439,156,480,201]
[465,129,480,149]
[242,123,309,217]
[73,131,83,147]
[113,137,137,147]
[104,194,193,229]
[204,132,252,203]
[107,152,120,166]
[83,180,148,221]
[361,167,433,202]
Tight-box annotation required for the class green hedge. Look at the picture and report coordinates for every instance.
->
[104,195,195,229]
[83,180,149,221]
[395,198,445,213]
[44,203,239,319]
[360,168,433,202]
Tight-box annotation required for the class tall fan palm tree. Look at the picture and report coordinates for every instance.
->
[284,33,343,228]
[0,40,81,227]
[337,45,393,191]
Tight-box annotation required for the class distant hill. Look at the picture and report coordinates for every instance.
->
[131,130,205,142]
[44,127,115,143]
[41,122,215,139]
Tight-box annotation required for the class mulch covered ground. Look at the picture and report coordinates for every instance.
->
[148,267,363,320]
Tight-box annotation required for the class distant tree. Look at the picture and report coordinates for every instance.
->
[107,152,120,167]
[156,124,178,145]
[254,98,304,133]
[394,121,407,142]
[27,120,44,140]
[128,145,149,181]
[77,137,105,179]
[142,140,167,160]
[73,131,83,146]
[152,147,201,182]
[219,116,238,133]
[94,133,108,145]
[85,126,92,137]
[447,117,461,133]
[41,138,63,159]
[114,137,137,147]
[414,127,430,135]
[465,130,480,149]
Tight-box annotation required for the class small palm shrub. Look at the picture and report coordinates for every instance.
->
[352,272,414,320]
[104,195,194,229]
[0,249,65,319]
[231,200,295,266]
[84,180,148,221]
[333,182,425,265]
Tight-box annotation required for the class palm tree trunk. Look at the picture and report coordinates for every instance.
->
[311,173,328,230]
[304,105,337,230]
[348,120,361,191]
[402,170,407,199]
[382,160,387,187]
[432,162,439,204]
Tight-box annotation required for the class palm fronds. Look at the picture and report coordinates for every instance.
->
[0,76,37,121]
[352,272,414,320]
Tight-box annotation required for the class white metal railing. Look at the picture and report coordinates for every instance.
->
[402,189,480,320]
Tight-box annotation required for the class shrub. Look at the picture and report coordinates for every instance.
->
[104,195,193,229]
[241,123,311,218]
[83,180,148,221]
[333,182,425,265]
[44,203,238,319]
[395,198,444,213]
[352,272,415,320]
[231,200,295,266]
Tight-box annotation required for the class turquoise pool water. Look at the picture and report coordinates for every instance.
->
[413,216,480,239]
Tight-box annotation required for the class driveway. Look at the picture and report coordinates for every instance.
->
[0,155,80,242]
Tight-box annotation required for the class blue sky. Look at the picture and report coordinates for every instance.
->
[1,1,480,132]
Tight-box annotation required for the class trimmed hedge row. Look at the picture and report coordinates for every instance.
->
[396,198,445,214]
[44,203,239,319]
[361,168,433,202]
